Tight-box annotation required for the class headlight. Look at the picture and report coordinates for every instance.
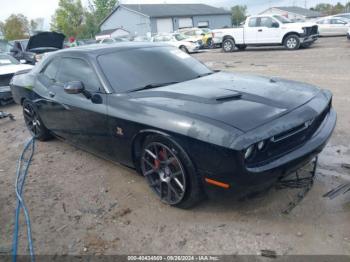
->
[257,141,265,151]
[244,145,255,159]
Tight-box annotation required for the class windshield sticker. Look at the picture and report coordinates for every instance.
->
[170,50,191,59]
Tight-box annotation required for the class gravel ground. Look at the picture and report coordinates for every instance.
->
[0,37,349,256]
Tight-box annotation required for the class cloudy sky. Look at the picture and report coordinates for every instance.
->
[0,0,347,26]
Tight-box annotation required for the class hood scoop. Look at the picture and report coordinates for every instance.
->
[215,92,242,102]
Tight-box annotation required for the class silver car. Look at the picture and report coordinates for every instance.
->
[316,17,350,36]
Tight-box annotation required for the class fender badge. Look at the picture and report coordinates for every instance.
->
[116,127,124,136]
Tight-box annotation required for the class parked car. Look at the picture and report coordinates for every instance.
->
[315,17,350,36]
[10,32,65,64]
[214,15,319,52]
[98,37,131,44]
[10,43,336,208]
[0,53,33,105]
[0,40,14,54]
[177,27,213,48]
[348,27,350,40]
[132,36,151,42]
[152,33,200,53]
[9,39,29,60]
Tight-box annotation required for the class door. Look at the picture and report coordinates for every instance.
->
[317,19,332,36]
[156,18,173,33]
[37,57,111,157]
[255,17,281,44]
[330,18,349,35]
[178,17,193,28]
[244,17,259,44]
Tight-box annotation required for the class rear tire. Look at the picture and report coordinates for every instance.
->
[140,134,204,209]
[23,100,52,141]
[222,38,235,52]
[284,34,300,50]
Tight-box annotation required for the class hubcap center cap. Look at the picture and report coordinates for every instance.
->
[159,168,171,182]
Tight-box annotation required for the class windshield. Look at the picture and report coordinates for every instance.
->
[0,54,19,66]
[98,46,212,93]
[273,15,293,23]
[153,35,173,42]
[174,34,187,41]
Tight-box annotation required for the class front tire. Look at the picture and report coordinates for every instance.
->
[140,135,204,208]
[222,38,235,52]
[23,100,52,141]
[179,45,189,53]
[284,34,300,50]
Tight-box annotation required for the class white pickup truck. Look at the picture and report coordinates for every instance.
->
[213,15,319,52]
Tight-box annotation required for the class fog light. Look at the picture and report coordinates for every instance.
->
[244,145,254,159]
[257,141,265,151]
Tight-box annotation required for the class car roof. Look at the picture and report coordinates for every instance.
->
[54,42,171,57]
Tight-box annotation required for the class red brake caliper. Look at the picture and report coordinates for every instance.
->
[154,158,160,170]
[155,148,166,170]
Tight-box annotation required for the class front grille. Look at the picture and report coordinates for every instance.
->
[0,73,14,87]
[246,102,330,167]
[305,25,318,36]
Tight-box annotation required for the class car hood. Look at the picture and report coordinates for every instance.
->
[283,22,317,28]
[127,72,320,132]
[26,32,65,52]
[0,64,33,75]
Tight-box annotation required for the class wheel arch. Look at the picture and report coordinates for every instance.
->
[131,129,171,170]
[222,35,235,42]
[282,32,300,44]
[131,129,196,173]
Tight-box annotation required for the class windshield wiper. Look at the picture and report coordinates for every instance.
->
[129,81,179,92]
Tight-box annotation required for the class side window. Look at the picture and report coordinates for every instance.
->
[331,19,345,24]
[42,58,61,80]
[248,18,258,27]
[260,17,274,27]
[56,58,100,92]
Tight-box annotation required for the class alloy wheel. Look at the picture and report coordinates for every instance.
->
[223,41,232,52]
[141,142,186,205]
[23,103,41,136]
[287,37,297,49]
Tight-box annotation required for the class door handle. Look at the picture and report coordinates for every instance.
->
[49,91,56,98]
[258,29,263,32]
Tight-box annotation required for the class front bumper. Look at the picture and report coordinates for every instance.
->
[300,34,319,44]
[187,45,201,53]
[0,86,13,104]
[202,108,336,198]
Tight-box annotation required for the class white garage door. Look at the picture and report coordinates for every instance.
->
[156,18,173,33]
[178,17,193,28]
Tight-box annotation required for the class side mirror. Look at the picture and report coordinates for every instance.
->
[272,22,279,28]
[64,81,84,94]
[64,81,92,99]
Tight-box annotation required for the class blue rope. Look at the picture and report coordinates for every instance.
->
[12,137,36,262]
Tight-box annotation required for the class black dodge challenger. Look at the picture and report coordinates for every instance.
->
[11,43,336,208]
